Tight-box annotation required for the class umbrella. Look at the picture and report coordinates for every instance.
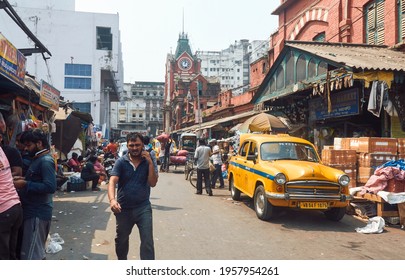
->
[238,113,288,133]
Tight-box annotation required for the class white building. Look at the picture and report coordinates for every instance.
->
[0,0,123,138]
[111,82,164,139]
[196,39,268,94]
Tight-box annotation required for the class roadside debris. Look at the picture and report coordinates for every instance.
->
[355,216,385,234]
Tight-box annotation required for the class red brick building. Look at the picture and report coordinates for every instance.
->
[163,33,220,134]
[252,0,405,147]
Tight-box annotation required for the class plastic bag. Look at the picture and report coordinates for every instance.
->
[50,233,65,244]
[46,241,62,254]
[355,216,385,234]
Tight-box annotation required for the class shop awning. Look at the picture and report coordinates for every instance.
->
[175,110,262,133]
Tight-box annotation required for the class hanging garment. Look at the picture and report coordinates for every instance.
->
[382,81,397,117]
[367,81,383,117]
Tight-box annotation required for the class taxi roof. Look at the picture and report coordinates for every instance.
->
[240,133,311,145]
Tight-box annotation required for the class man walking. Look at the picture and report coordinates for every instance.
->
[107,132,158,260]
[194,138,212,196]
[13,129,56,260]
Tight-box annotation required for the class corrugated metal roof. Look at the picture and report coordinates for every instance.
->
[286,41,405,72]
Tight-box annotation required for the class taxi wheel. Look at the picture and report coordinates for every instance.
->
[229,176,241,201]
[324,207,346,221]
[254,185,274,220]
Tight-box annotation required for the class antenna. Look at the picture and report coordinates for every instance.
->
[182,7,185,34]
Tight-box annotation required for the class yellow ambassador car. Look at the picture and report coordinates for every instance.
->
[228,134,352,221]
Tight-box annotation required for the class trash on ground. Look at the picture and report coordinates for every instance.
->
[355,216,385,234]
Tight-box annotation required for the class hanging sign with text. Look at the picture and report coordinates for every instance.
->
[309,88,359,121]
[0,33,26,88]
[40,80,60,111]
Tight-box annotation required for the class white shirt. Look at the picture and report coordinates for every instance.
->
[211,145,222,165]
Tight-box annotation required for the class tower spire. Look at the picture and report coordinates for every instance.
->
[182,7,185,35]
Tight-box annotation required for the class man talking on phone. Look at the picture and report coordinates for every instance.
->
[107,132,158,260]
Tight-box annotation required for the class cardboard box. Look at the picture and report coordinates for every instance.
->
[357,153,398,168]
[357,167,376,184]
[398,138,405,154]
[348,138,359,151]
[386,179,405,193]
[321,149,357,166]
[334,138,351,150]
[358,137,398,154]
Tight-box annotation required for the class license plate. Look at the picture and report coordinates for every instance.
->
[299,202,328,209]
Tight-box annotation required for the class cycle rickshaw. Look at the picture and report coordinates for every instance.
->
[179,132,197,180]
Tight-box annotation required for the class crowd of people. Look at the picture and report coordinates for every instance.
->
[0,120,56,260]
[1,119,230,260]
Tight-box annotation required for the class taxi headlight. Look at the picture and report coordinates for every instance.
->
[274,173,286,185]
[338,174,350,186]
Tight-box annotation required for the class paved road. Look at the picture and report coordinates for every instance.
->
[47,167,405,260]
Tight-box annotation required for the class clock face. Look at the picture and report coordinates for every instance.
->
[178,57,192,70]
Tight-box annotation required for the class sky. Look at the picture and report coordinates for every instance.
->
[75,0,280,83]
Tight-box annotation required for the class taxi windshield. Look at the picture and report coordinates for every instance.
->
[260,142,319,162]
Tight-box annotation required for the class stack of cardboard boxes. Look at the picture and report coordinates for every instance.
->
[321,137,403,189]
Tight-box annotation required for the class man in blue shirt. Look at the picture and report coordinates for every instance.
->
[107,132,158,260]
[13,129,56,260]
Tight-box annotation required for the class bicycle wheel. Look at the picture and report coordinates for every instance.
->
[189,169,197,188]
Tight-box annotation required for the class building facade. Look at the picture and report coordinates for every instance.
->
[268,0,404,63]
[0,0,124,138]
[197,39,269,94]
[252,0,405,148]
[111,81,164,139]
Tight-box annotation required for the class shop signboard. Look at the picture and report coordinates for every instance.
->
[309,88,359,121]
[0,33,26,88]
[120,130,147,137]
[40,80,60,111]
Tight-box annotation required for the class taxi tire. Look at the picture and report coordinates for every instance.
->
[229,176,241,201]
[324,207,346,221]
[254,185,274,221]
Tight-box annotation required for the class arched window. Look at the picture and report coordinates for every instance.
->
[318,61,328,76]
[285,51,294,86]
[296,55,307,82]
[276,66,284,90]
[308,59,316,78]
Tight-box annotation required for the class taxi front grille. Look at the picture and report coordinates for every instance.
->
[285,181,341,195]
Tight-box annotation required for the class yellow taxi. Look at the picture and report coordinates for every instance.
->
[228,134,352,221]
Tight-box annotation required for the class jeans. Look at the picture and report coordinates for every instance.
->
[114,203,154,260]
[197,168,211,194]
[0,204,23,260]
[211,163,224,188]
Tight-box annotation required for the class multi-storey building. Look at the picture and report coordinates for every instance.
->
[0,0,123,138]
[197,39,269,94]
[111,82,164,138]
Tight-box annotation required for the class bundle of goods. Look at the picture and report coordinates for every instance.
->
[169,155,187,165]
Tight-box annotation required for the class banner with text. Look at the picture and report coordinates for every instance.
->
[0,33,26,88]
[40,80,60,111]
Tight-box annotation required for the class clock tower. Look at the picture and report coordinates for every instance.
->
[164,32,201,132]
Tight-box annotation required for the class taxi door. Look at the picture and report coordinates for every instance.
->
[233,141,250,190]
[243,141,257,198]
